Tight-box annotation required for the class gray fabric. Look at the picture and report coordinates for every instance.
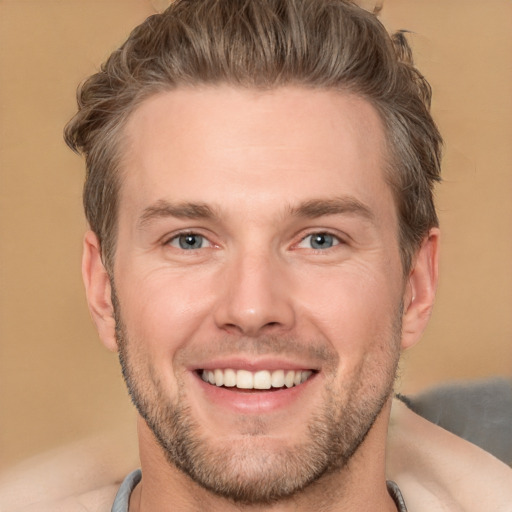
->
[111,470,407,511]
[111,469,141,512]
[407,377,512,466]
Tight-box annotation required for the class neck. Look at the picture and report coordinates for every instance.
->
[131,400,397,512]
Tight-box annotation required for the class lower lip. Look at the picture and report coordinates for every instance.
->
[192,372,317,414]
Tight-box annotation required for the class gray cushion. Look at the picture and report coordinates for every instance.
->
[404,377,512,466]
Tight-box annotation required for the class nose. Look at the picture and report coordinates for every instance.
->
[213,250,296,337]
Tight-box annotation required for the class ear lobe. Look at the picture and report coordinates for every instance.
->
[82,230,118,352]
[401,228,440,350]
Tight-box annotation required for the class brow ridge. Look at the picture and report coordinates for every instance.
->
[138,199,218,228]
[289,197,375,220]
[138,196,374,229]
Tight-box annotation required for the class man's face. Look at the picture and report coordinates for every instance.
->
[109,86,407,502]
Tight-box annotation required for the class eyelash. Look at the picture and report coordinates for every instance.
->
[163,230,345,253]
[164,231,213,251]
[295,231,343,251]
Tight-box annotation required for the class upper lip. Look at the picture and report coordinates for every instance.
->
[189,356,319,373]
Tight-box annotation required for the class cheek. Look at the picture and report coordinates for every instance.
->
[294,263,403,353]
[114,267,218,358]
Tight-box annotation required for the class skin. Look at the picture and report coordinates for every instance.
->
[82,86,439,511]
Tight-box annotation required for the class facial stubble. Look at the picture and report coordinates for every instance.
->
[113,290,402,505]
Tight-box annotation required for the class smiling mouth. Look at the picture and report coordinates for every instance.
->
[199,369,315,390]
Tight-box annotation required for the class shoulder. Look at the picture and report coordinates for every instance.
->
[387,398,512,512]
[8,484,118,512]
[0,430,138,512]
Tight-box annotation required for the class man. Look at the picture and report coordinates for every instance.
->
[59,0,511,510]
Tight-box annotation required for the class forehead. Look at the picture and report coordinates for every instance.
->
[118,86,394,221]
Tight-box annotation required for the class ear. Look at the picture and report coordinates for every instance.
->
[401,228,440,350]
[82,230,118,352]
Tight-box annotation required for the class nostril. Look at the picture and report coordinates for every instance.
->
[222,323,245,335]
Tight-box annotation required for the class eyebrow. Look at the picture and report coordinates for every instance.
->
[289,197,375,221]
[138,199,218,228]
[137,196,375,229]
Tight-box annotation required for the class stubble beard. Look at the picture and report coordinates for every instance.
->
[113,298,402,505]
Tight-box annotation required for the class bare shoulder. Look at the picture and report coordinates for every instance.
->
[8,484,118,512]
[387,398,512,512]
[0,429,138,512]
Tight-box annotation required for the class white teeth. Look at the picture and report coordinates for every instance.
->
[214,369,224,387]
[236,370,253,389]
[224,368,237,387]
[201,368,313,390]
[253,370,271,389]
[271,369,285,388]
[284,370,295,388]
[301,370,312,383]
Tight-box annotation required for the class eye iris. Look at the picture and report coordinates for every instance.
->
[179,234,202,249]
[311,233,333,249]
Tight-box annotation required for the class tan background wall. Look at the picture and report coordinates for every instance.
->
[1,0,511,471]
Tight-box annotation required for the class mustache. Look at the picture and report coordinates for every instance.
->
[174,334,339,369]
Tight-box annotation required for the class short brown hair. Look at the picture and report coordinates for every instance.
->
[64,0,442,274]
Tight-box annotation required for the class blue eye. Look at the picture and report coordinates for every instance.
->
[170,233,206,250]
[299,232,340,250]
